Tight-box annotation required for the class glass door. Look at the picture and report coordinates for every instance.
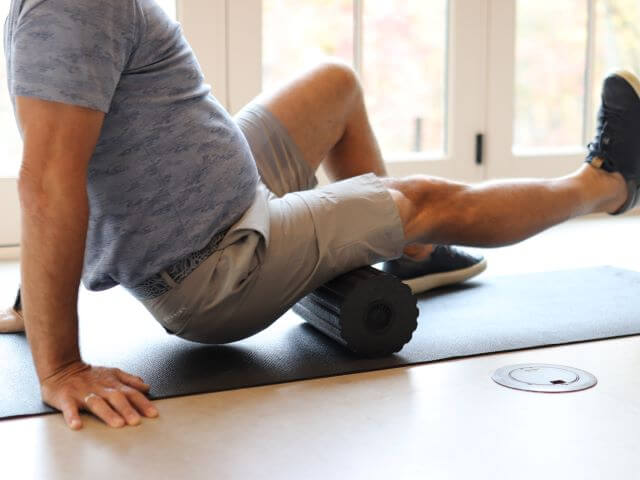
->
[5,0,635,258]
[486,0,640,179]
[259,0,488,181]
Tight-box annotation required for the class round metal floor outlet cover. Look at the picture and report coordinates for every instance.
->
[492,364,597,393]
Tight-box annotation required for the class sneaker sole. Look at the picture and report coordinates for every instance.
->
[615,70,640,99]
[611,70,640,214]
[402,258,488,295]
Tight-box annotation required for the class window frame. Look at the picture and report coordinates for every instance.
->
[0,0,489,255]
[244,0,488,182]
[1,0,622,257]
[485,0,603,179]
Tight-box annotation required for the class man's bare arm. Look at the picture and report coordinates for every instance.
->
[15,97,158,429]
[17,96,94,382]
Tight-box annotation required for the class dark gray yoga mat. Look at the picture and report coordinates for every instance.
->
[2,266,639,420]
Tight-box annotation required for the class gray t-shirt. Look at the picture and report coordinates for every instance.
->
[3,0,259,290]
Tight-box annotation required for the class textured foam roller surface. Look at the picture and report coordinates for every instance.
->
[293,266,418,357]
[1,266,640,419]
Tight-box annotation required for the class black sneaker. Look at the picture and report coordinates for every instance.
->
[381,245,487,294]
[586,70,640,214]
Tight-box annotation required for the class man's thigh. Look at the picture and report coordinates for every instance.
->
[251,62,358,174]
[235,102,318,197]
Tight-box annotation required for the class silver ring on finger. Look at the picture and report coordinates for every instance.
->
[83,393,99,405]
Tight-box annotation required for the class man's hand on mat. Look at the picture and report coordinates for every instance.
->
[40,361,159,430]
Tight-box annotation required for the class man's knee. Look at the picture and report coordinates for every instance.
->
[382,176,427,244]
[313,60,361,98]
[382,175,470,244]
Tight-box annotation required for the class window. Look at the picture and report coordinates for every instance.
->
[591,0,640,136]
[263,0,354,90]
[2,0,638,251]
[263,0,449,159]
[514,0,588,152]
[488,0,640,178]
[514,0,640,155]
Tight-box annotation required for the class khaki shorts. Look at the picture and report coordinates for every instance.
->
[139,103,406,344]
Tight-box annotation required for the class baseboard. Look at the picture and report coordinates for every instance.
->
[0,247,20,261]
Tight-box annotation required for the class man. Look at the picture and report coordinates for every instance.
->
[1,0,638,431]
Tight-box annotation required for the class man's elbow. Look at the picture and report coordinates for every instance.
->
[17,165,88,216]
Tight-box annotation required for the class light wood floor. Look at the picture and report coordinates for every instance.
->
[1,214,639,480]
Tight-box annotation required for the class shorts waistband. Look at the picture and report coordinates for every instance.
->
[128,228,229,301]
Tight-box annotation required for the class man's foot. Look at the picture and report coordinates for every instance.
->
[586,70,640,214]
[382,245,487,294]
[0,288,24,333]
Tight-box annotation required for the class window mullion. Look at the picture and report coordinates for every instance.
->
[353,0,364,76]
[178,0,229,108]
[583,0,597,145]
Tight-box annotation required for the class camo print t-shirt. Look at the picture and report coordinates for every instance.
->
[3,0,259,290]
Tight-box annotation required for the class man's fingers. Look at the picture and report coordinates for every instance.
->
[60,397,82,430]
[104,390,141,426]
[124,387,159,418]
[84,394,125,428]
[42,365,159,429]
[115,369,150,391]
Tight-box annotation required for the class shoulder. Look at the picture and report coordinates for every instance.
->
[17,0,138,26]
[15,0,139,49]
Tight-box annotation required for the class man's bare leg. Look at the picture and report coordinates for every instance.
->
[257,61,386,179]
[258,61,632,251]
[385,165,627,247]
[385,68,640,246]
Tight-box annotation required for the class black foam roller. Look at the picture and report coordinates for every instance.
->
[293,266,419,357]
